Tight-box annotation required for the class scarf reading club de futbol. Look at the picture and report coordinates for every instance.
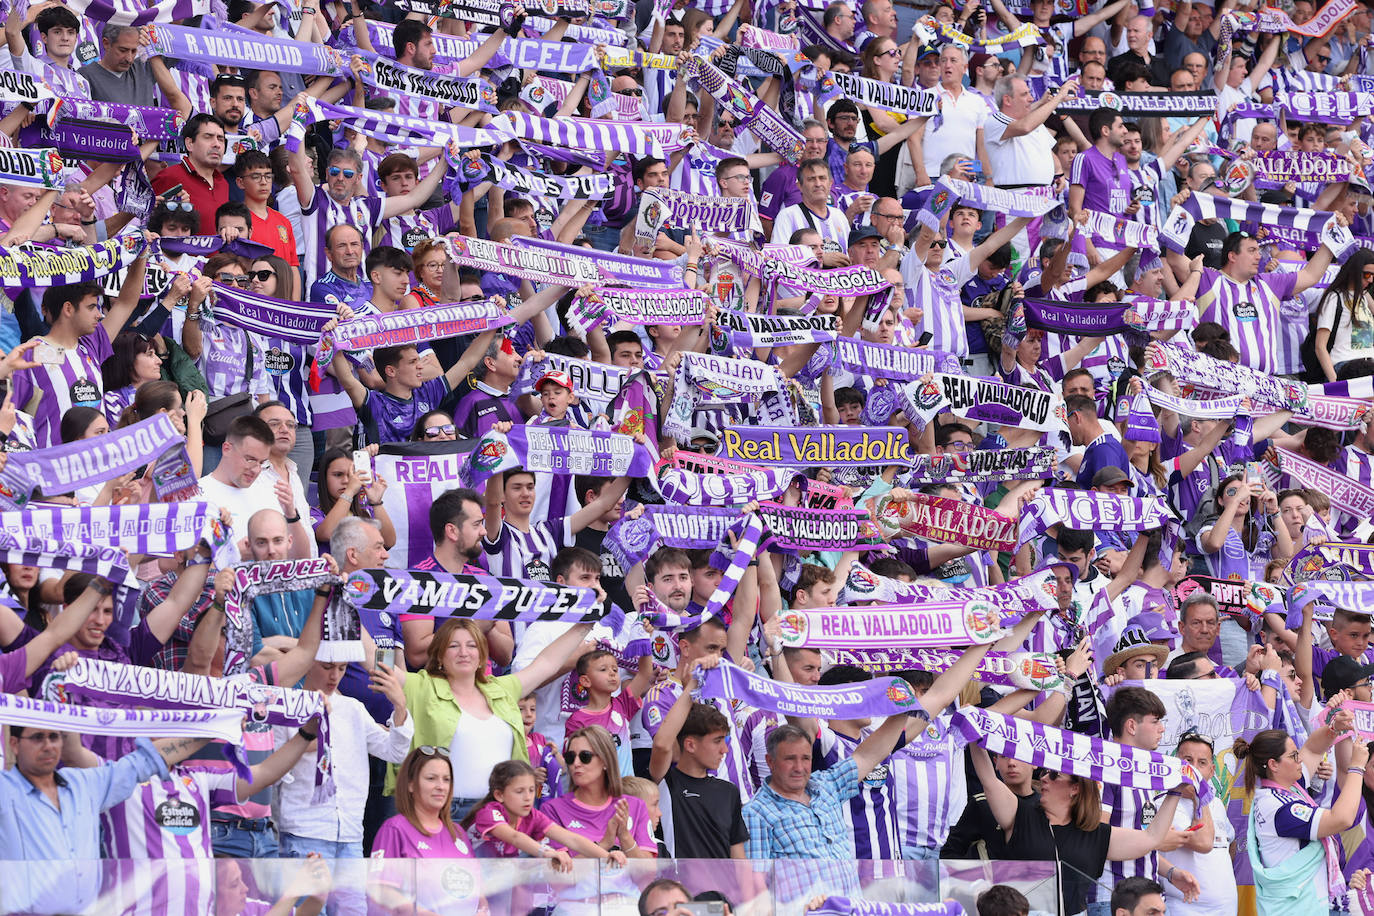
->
[456,426,655,490]
[718,308,839,348]
[61,657,335,800]
[316,298,513,364]
[696,659,926,719]
[827,647,1064,691]
[776,599,1007,650]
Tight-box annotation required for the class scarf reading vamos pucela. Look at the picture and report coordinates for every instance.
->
[776,599,1007,650]
[456,426,655,490]
[316,298,514,365]
[953,705,1214,804]
[1275,447,1374,520]
[223,559,343,673]
[1144,341,1309,411]
[0,234,147,287]
[1017,490,1176,549]
[696,659,928,719]
[568,287,708,334]
[903,373,1068,434]
[0,692,244,774]
[719,425,915,468]
[453,151,615,202]
[663,353,794,439]
[60,657,335,800]
[827,647,1064,691]
[341,567,609,623]
[865,491,1019,552]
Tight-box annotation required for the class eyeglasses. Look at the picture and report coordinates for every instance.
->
[945,440,972,451]
[248,269,275,282]
[20,732,62,743]
[875,211,904,220]
[563,749,597,766]
[327,167,357,179]
[719,174,750,184]
[241,171,273,183]
[217,273,251,287]
[160,200,194,212]
[265,417,298,431]
[1042,771,1072,782]
[418,746,451,758]
[424,424,456,438]
[1317,54,1332,64]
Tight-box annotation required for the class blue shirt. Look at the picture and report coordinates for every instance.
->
[308,271,372,307]
[0,737,167,912]
[1076,433,1131,490]
[743,756,860,859]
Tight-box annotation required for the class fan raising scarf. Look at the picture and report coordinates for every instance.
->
[830,336,962,381]
[0,531,134,585]
[194,284,340,346]
[141,18,349,76]
[827,647,1064,691]
[317,297,513,365]
[777,599,1006,649]
[654,452,799,506]
[0,234,147,287]
[499,111,694,158]
[3,413,192,504]
[223,559,343,672]
[568,287,708,334]
[906,373,1067,433]
[1053,90,1218,116]
[685,57,805,164]
[1145,341,1308,411]
[515,235,686,288]
[919,178,1059,232]
[0,501,217,555]
[1017,490,1175,549]
[807,898,966,916]
[443,234,601,286]
[755,501,884,552]
[515,354,667,401]
[844,561,1065,616]
[61,657,335,801]
[356,52,496,112]
[1161,193,1354,261]
[342,568,609,624]
[603,505,738,569]
[815,71,938,118]
[457,152,614,201]
[1020,296,1189,339]
[0,147,68,190]
[1276,447,1374,520]
[720,425,914,468]
[456,426,654,489]
[920,15,1044,52]
[696,659,927,719]
[902,446,1058,486]
[866,491,1018,552]
[719,308,839,348]
[663,353,791,439]
[1141,387,1247,419]
[954,705,1214,803]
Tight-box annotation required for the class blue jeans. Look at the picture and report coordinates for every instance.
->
[583,224,623,253]
[1085,901,1110,916]
[450,795,484,823]
[210,818,278,858]
[902,845,940,861]
[279,833,365,916]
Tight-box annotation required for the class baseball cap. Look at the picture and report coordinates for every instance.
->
[536,371,574,391]
[1321,654,1374,697]
[848,225,883,246]
[1091,466,1133,489]
[918,43,940,60]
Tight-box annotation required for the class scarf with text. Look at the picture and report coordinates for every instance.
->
[515,354,667,402]
[844,561,1066,616]
[343,568,608,626]
[719,308,839,348]
[456,152,615,202]
[223,559,341,673]
[830,336,963,381]
[756,501,884,552]
[664,353,793,438]
[697,659,926,719]
[0,531,134,585]
[720,425,914,468]
[816,71,938,118]
[1141,387,1247,419]
[458,426,653,490]
[809,899,965,916]
[953,705,1213,803]
[907,373,1067,433]
[1175,574,1283,621]
[64,0,210,24]
[0,235,147,287]
[655,453,799,507]
[1018,490,1175,549]
[902,446,1058,486]
[201,284,338,346]
[1275,447,1374,520]
[1162,193,1353,262]
[62,657,333,800]
[603,505,738,570]
[356,51,497,112]
[317,298,512,365]
[569,287,708,334]
[686,57,805,165]
[921,15,1044,52]
[1145,341,1309,411]
[0,501,217,557]
[778,600,1006,650]
[1020,296,1191,339]
[668,449,851,509]
[515,235,687,288]
[827,647,1064,691]
[142,17,348,76]
[0,147,68,191]
[919,178,1059,232]
[5,413,193,504]
[443,234,599,286]
[867,491,1018,552]
[1054,90,1218,117]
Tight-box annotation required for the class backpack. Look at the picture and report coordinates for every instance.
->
[1299,292,1343,384]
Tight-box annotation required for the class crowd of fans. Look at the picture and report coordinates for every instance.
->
[2,0,1374,912]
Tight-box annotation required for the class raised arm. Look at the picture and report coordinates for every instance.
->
[515,621,595,695]
[970,744,1020,831]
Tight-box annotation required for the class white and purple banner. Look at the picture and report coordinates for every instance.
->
[1017,490,1175,549]
[777,600,1006,650]
[457,426,655,490]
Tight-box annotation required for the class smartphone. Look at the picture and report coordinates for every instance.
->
[917,330,933,346]
[33,342,63,364]
[352,449,371,477]
[679,905,725,916]
[375,646,394,671]
[159,184,184,200]
[965,159,983,176]
[1246,461,1261,484]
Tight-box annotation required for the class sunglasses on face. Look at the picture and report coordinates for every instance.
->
[424,424,456,438]
[327,166,357,179]
[247,269,274,282]
[217,273,251,287]
[563,749,597,766]
[618,87,643,97]
[931,239,948,248]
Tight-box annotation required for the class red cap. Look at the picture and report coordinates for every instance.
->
[537,370,574,391]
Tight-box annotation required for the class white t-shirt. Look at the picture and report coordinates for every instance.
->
[1215,77,1258,144]
[922,86,988,179]
[1164,795,1239,916]
[198,473,281,565]
[984,112,1057,187]
[1317,290,1374,366]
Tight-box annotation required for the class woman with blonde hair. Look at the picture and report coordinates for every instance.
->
[395,615,595,820]
[540,725,657,858]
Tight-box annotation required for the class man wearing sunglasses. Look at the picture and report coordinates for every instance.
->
[151,114,230,235]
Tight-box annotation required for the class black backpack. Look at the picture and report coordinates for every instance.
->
[1299,292,1343,384]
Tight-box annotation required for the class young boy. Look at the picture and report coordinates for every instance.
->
[648,659,748,859]
[333,341,488,446]
[529,371,582,427]
[565,646,655,777]
[1266,605,1374,685]
[520,694,562,801]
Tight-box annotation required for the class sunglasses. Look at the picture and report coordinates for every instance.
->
[880,48,901,58]
[1177,728,1214,751]
[424,424,456,438]
[247,269,274,282]
[217,273,251,287]
[418,745,451,758]
[563,749,597,766]
[160,200,194,212]
[618,87,643,97]
[327,166,357,179]
[931,239,948,248]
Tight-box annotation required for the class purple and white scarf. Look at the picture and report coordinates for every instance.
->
[1017,490,1175,549]
[868,492,1019,552]
[844,561,1064,616]
[208,283,338,346]
[460,152,614,201]
[919,179,1059,232]
[64,0,210,25]
[1141,387,1247,419]
[953,705,1214,803]
[304,98,511,149]
[569,287,707,334]
[827,647,1064,692]
[358,52,496,112]
[816,71,938,118]
[342,567,607,622]
[686,57,804,165]
[0,531,134,585]
[902,446,1058,486]
[639,186,758,235]
[700,514,767,621]
[317,298,512,365]
[1297,395,1367,432]
[1161,194,1347,260]
[910,373,1067,433]
[756,501,883,552]
[778,600,1007,650]
[0,147,68,191]
[830,336,962,381]
[1276,90,1374,124]
[719,425,913,468]
[0,234,147,287]
[1276,447,1374,520]
[664,353,790,439]
[0,67,55,106]
[654,457,798,507]
[443,234,601,286]
[603,505,737,570]
[921,15,1044,52]
[696,659,927,719]
[668,449,851,509]
[808,899,965,916]
[498,111,693,158]
[1145,341,1308,411]
[143,18,348,76]
[224,559,339,674]
[0,501,216,556]
[62,657,334,801]
[515,235,686,288]
[515,354,667,402]
[1053,89,1218,116]
[7,413,191,503]
[1076,208,1159,252]
[51,97,184,142]
[720,308,838,348]
[456,426,655,490]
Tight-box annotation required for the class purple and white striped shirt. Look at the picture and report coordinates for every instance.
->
[891,712,968,854]
[300,187,387,292]
[100,767,237,916]
[482,518,568,580]
[901,249,971,358]
[1194,267,1299,374]
[11,324,113,449]
[1091,783,1159,904]
[816,724,901,860]
[376,203,457,252]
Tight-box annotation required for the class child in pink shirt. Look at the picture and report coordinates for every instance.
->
[464,761,626,866]
[564,648,655,777]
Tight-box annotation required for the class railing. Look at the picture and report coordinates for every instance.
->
[0,857,1059,914]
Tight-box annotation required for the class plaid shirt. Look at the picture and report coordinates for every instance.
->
[144,571,217,672]
[743,757,860,860]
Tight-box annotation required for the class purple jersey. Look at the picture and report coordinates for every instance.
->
[358,376,451,445]
[100,767,237,916]
[1091,783,1158,904]
[1194,267,1299,374]
[1070,146,1132,218]
[482,518,568,580]
[11,323,113,448]
[891,713,967,853]
[377,203,457,251]
[816,725,901,860]
[451,379,521,438]
[541,793,655,851]
[299,187,386,292]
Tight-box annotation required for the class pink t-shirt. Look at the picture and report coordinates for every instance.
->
[469,801,555,857]
[565,692,642,747]
[541,794,656,854]
[373,814,475,859]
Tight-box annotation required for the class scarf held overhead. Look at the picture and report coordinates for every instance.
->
[457,426,655,490]
[778,600,1006,649]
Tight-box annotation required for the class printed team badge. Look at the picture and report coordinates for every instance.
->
[883,677,918,709]
[963,599,1000,641]
[461,151,490,182]
[344,571,377,604]
[928,189,951,216]
[1219,159,1254,196]
[1014,653,1061,690]
[651,633,672,664]
[1097,91,1122,111]
[480,83,498,108]
[468,435,509,475]
[847,564,881,595]
[778,611,808,644]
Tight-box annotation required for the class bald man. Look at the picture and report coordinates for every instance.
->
[244,509,315,660]
[1250,122,1279,151]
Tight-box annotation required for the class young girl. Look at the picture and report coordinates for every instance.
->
[465,761,627,868]
[519,695,563,801]
[312,447,396,551]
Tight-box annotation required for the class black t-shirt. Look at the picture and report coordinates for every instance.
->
[1187,220,1229,271]
[1002,794,1111,914]
[574,525,631,613]
[660,767,749,859]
